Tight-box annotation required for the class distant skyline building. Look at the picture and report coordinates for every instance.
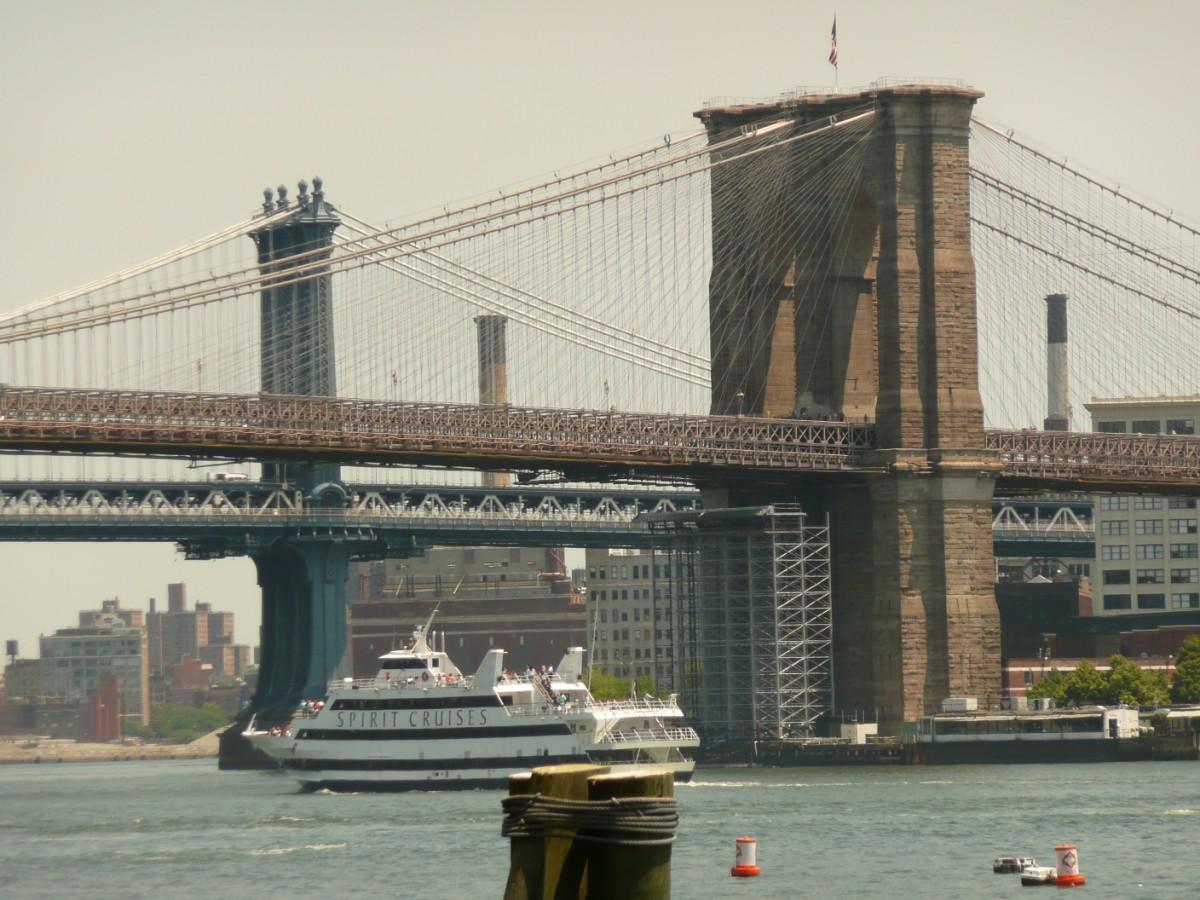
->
[146,583,247,682]
[1088,396,1200,618]
[583,548,675,683]
[38,601,150,724]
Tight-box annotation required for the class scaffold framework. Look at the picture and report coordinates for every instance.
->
[646,504,832,741]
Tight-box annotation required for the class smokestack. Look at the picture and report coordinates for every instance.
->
[1044,293,1069,431]
[476,315,511,489]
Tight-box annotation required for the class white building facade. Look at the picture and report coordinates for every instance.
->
[39,617,151,724]
[1087,396,1200,617]
[583,548,674,682]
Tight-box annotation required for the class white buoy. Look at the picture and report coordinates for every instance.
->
[1054,843,1086,887]
[731,836,761,877]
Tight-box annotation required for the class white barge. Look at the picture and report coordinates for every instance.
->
[245,616,698,791]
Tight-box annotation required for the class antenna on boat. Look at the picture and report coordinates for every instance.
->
[416,600,442,650]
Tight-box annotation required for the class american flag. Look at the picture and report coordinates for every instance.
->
[828,16,838,68]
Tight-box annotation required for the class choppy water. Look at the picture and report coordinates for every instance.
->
[1,759,1197,898]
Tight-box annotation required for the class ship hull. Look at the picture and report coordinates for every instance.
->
[292,759,695,793]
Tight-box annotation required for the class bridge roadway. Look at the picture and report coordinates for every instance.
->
[0,481,694,553]
[1,386,1198,493]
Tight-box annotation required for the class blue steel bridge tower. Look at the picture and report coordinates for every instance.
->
[222,180,360,766]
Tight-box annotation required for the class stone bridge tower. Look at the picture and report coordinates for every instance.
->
[698,84,1001,731]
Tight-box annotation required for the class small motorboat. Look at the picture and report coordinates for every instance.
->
[994,857,1037,874]
[1020,866,1058,886]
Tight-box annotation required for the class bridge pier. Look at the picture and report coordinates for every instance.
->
[220,537,361,769]
[699,83,1002,732]
[253,540,352,708]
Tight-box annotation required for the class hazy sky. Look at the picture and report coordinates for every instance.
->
[1,1,1198,657]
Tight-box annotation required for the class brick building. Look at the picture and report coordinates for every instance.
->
[349,547,586,676]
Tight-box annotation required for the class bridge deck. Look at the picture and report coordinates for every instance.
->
[1,387,1199,491]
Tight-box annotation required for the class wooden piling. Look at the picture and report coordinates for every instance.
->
[584,767,674,900]
[501,763,674,900]
[533,764,603,900]
[503,772,539,900]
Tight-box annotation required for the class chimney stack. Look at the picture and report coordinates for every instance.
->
[476,315,511,489]
[1044,293,1069,431]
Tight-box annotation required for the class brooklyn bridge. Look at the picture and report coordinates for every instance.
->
[3,81,1198,750]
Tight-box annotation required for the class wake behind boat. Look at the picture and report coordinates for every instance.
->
[245,613,698,791]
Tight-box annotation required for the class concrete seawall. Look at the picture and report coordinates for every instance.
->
[0,730,220,765]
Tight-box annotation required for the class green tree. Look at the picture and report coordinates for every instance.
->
[1170,635,1200,703]
[1062,660,1107,705]
[1105,655,1169,707]
[123,720,154,741]
[1028,669,1068,705]
[583,669,662,701]
[147,702,233,743]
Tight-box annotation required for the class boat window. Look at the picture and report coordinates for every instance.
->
[380,658,429,670]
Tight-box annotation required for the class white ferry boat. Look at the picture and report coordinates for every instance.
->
[245,615,698,791]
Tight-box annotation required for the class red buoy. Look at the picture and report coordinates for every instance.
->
[731,836,761,877]
[1054,843,1086,887]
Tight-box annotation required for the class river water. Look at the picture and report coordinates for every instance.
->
[1,759,1196,899]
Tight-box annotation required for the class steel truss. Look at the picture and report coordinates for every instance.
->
[0,482,695,550]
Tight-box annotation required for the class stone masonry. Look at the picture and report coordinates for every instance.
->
[698,85,1002,731]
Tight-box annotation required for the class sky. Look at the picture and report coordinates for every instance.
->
[1,0,1198,657]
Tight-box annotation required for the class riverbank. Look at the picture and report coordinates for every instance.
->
[0,729,219,765]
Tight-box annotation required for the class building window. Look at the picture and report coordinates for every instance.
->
[599,609,608,623]
[1136,544,1165,560]
[1170,497,1198,509]
[1101,521,1129,536]
[1135,520,1163,535]
[1171,592,1200,610]
[1099,496,1129,511]
[1136,568,1165,585]
[1170,543,1199,559]
[1137,593,1166,610]
[1166,418,1195,435]
[633,609,641,622]
[1131,419,1161,434]
[1171,568,1199,584]
[1102,546,1130,561]
[1103,570,1131,585]
[1170,519,1198,535]
[598,567,606,580]
[1103,594,1132,611]
[1134,496,1164,510]
[1097,421,1126,433]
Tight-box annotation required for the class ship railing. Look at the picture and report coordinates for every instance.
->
[598,726,699,745]
[324,675,477,692]
[327,677,379,691]
[583,697,683,714]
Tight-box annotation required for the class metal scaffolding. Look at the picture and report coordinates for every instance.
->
[646,504,832,741]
